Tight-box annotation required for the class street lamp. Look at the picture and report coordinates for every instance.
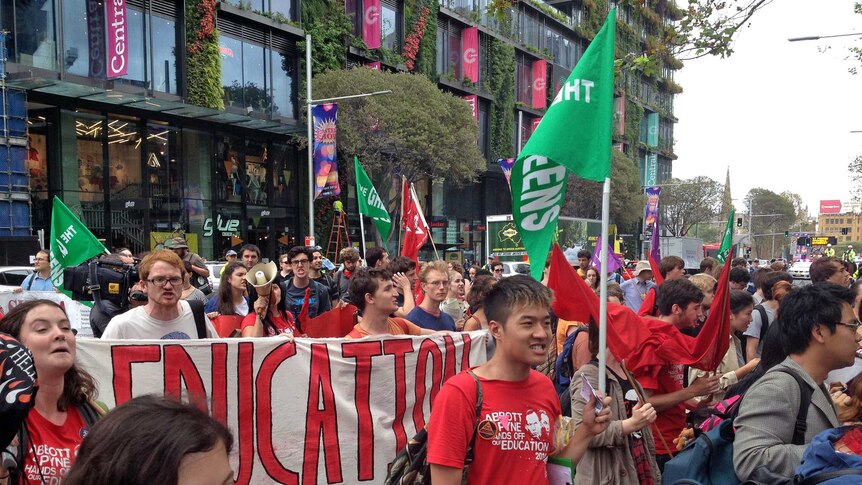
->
[788,32,862,42]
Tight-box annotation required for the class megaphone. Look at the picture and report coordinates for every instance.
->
[245,261,277,297]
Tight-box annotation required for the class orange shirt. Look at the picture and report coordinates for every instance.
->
[346,317,423,338]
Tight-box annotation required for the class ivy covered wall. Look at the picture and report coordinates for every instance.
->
[489,38,515,162]
[186,0,224,109]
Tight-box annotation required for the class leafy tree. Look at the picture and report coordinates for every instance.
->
[312,67,485,203]
[849,154,862,199]
[744,188,797,258]
[562,150,643,231]
[659,176,722,237]
[665,0,774,61]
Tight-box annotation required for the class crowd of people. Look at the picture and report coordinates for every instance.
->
[4,240,862,484]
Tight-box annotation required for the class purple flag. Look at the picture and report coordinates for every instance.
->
[590,234,622,274]
[499,158,515,190]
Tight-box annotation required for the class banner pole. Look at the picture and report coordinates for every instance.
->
[306,34,315,241]
[598,177,611,396]
[359,214,367,258]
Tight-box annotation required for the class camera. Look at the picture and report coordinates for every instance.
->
[63,258,140,310]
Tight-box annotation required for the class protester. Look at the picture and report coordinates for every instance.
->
[570,320,661,484]
[0,300,104,483]
[241,283,298,337]
[280,246,331,323]
[467,265,478,282]
[634,278,719,471]
[700,257,718,275]
[204,261,251,318]
[168,237,210,290]
[389,256,418,317]
[620,261,655,312]
[584,267,600,293]
[63,395,234,485]
[638,256,686,317]
[345,268,433,337]
[276,252,291,285]
[729,267,751,290]
[688,272,716,324]
[577,249,592,277]
[743,271,793,362]
[104,250,217,339]
[734,283,855,481]
[830,373,862,424]
[407,261,457,331]
[427,275,612,484]
[333,247,360,304]
[572,283,626,376]
[239,244,260,269]
[810,256,851,286]
[310,248,337,302]
[440,269,468,326]
[688,289,760,405]
[219,249,237,276]
[490,261,504,280]
[180,261,208,303]
[115,247,135,265]
[750,267,773,303]
[364,247,390,268]
[17,249,54,292]
[463,275,496,332]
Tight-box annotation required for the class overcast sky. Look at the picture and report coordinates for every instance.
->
[673,0,862,216]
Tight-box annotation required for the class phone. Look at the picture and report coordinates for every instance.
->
[580,373,604,413]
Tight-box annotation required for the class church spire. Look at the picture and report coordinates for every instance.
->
[721,166,733,218]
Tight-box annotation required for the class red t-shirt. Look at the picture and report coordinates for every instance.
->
[23,406,88,482]
[635,362,687,455]
[427,369,561,484]
[241,312,299,336]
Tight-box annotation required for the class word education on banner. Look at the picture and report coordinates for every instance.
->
[312,104,341,199]
[77,332,488,485]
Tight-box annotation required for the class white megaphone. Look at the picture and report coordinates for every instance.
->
[245,261,277,297]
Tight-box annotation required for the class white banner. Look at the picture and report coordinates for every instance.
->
[76,332,489,484]
[0,291,93,337]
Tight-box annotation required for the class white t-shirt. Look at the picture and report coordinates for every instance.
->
[102,300,218,339]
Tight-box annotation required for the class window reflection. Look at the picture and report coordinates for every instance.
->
[381,2,398,51]
[150,15,177,94]
[4,0,58,70]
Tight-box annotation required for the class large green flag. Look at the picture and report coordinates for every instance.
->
[511,10,616,279]
[354,157,393,240]
[717,208,736,264]
[50,196,107,293]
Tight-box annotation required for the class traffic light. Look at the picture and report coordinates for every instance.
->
[736,217,743,227]
[784,231,789,238]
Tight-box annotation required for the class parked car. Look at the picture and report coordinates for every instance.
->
[0,266,36,292]
[787,261,812,280]
[500,262,530,277]
[206,262,226,293]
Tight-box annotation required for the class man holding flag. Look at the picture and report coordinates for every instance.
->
[49,196,108,296]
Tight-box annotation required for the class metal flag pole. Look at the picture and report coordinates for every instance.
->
[598,177,611,395]
[358,213,367,257]
[306,35,314,243]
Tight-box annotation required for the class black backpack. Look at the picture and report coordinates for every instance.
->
[554,326,589,417]
[0,334,37,449]
[384,371,483,485]
[739,304,769,361]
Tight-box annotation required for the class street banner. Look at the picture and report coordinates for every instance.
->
[464,94,478,121]
[105,0,128,78]
[531,59,547,109]
[354,157,393,239]
[312,104,341,199]
[367,61,381,70]
[717,208,736,264]
[510,10,615,279]
[643,152,658,187]
[498,158,515,190]
[590,234,621,274]
[0,291,93,337]
[76,332,488,484]
[363,0,381,49]
[50,196,107,297]
[86,0,106,78]
[462,27,479,83]
[401,178,430,262]
[646,112,659,147]
[643,186,660,229]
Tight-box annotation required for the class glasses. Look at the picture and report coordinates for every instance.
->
[147,276,183,287]
[493,269,503,273]
[291,259,310,266]
[837,320,862,332]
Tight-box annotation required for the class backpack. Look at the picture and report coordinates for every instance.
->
[384,371,483,485]
[0,334,37,449]
[740,305,769,361]
[662,367,813,485]
[554,326,588,417]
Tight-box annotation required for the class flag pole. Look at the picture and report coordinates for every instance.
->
[359,214,367,257]
[398,176,405,254]
[598,177,611,396]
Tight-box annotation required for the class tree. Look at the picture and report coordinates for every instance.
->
[744,188,797,258]
[561,150,644,231]
[312,67,485,199]
[665,0,775,61]
[849,154,862,200]
[660,176,722,237]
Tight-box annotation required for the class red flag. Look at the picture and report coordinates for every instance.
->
[462,27,479,83]
[303,305,359,338]
[400,179,429,263]
[363,0,381,49]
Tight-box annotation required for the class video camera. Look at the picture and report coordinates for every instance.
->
[63,259,141,311]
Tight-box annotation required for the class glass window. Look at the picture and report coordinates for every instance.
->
[5,0,58,70]
[217,136,244,204]
[121,8,147,87]
[516,57,531,105]
[244,140,268,206]
[149,14,177,94]
[243,41,267,111]
[271,49,296,118]
[271,143,299,208]
[220,35,244,108]
[146,124,182,238]
[345,0,361,37]
[448,29,461,79]
[381,2,398,51]
[61,0,91,76]
[267,0,294,21]
[107,116,145,253]
[436,26,446,75]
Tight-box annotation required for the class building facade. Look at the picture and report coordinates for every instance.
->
[1,0,306,260]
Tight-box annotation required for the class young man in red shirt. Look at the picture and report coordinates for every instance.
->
[428,275,611,484]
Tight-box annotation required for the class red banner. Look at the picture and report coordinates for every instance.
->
[462,27,479,83]
[401,179,429,262]
[363,0,381,49]
[531,59,547,109]
[464,95,478,121]
[367,61,381,71]
[820,199,842,214]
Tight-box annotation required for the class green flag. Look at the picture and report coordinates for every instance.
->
[50,196,107,293]
[717,208,736,264]
[354,157,393,240]
[510,10,616,279]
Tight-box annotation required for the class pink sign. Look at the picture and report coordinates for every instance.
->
[464,95,478,121]
[820,200,842,214]
[105,0,128,78]
[363,0,381,50]
[367,61,381,70]
[531,116,542,134]
[462,27,479,83]
[531,59,547,109]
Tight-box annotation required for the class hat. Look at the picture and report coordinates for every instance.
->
[225,250,237,257]
[170,237,189,249]
[850,245,854,248]
[633,261,652,276]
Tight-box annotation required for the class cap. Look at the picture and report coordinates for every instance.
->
[633,261,652,276]
[225,250,237,257]
[170,237,189,249]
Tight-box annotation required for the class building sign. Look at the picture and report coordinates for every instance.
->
[87,0,106,78]
[531,59,547,110]
[811,236,837,246]
[820,200,843,214]
[462,27,479,83]
[203,215,241,237]
[106,0,128,78]
[644,153,658,187]
[248,207,286,219]
[463,95,478,121]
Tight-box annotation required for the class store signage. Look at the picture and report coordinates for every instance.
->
[462,27,479,83]
[87,0,106,78]
[203,215,240,237]
[248,207,286,218]
[819,200,842,214]
[106,0,129,78]
[120,198,150,210]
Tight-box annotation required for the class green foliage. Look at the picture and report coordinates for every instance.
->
[661,176,723,237]
[850,2,862,75]
[299,0,353,76]
[186,0,224,109]
[624,99,644,150]
[489,39,515,161]
[667,0,773,61]
[744,187,798,257]
[561,149,643,228]
[312,68,485,190]
[405,0,439,77]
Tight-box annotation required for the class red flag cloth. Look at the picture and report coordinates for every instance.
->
[637,288,657,317]
[362,0,381,49]
[401,180,429,263]
[461,27,479,83]
[302,305,359,338]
